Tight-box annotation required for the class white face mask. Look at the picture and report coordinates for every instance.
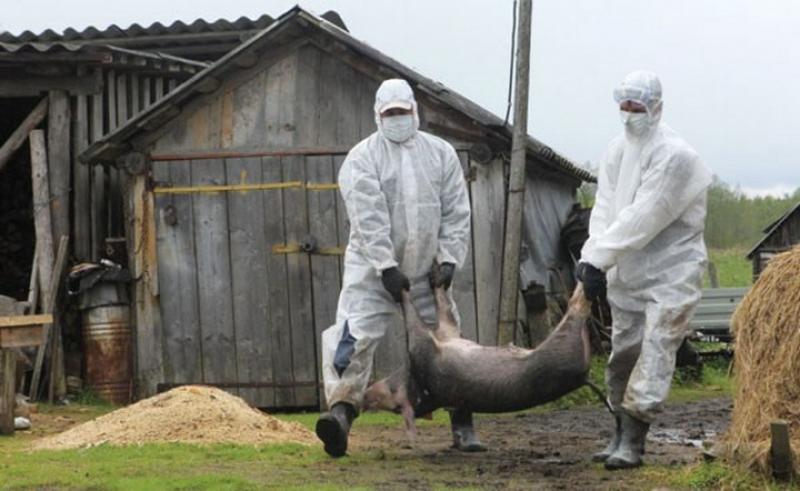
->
[619,110,650,137]
[381,114,415,143]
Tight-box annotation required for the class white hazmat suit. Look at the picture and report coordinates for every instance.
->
[321,79,472,409]
[581,71,712,423]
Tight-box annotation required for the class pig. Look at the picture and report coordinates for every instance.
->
[363,283,593,438]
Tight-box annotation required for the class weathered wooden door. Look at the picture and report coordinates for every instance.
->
[152,151,348,409]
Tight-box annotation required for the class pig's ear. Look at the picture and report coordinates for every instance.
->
[401,402,417,441]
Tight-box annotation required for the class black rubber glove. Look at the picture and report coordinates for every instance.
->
[430,262,456,289]
[576,262,607,301]
[381,267,410,302]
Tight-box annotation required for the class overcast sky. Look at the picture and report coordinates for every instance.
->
[3,0,798,196]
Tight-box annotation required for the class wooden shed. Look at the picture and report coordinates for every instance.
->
[0,10,351,401]
[0,43,207,279]
[746,202,800,279]
[0,39,212,399]
[79,7,594,409]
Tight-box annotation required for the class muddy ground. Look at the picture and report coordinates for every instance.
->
[345,397,731,490]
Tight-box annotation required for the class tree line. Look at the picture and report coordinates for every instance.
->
[705,177,799,250]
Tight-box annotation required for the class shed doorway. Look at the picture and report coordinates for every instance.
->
[0,97,39,301]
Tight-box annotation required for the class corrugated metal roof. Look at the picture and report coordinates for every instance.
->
[0,42,208,76]
[80,6,594,183]
[0,15,275,44]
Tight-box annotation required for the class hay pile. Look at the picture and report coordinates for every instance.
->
[720,245,800,474]
[34,385,315,450]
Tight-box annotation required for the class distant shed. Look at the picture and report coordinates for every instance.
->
[746,202,800,279]
[80,7,594,409]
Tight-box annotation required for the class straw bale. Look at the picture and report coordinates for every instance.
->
[719,245,800,474]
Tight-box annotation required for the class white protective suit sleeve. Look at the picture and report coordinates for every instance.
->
[436,147,472,267]
[339,155,398,274]
[581,148,708,271]
[581,145,618,258]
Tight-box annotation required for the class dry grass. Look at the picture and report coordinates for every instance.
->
[719,245,800,475]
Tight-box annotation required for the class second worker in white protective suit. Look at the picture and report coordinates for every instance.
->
[577,70,712,470]
[315,79,479,458]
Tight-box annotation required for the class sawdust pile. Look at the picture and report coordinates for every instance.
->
[719,245,800,474]
[34,385,315,450]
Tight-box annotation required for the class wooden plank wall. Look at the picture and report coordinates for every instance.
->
[145,44,508,407]
[153,155,345,408]
[66,68,192,398]
[78,69,183,262]
[470,158,506,346]
[454,151,478,343]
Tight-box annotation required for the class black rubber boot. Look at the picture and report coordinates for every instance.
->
[592,414,622,462]
[316,402,358,458]
[449,409,487,452]
[604,410,650,470]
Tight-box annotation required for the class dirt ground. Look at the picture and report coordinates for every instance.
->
[345,397,732,490]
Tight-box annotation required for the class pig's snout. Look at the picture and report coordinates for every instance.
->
[364,380,399,412]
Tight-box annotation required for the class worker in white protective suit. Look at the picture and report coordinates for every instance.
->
[577,70,712,470]
[315,79,477,458]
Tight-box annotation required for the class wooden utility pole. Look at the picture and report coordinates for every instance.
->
[498,0,533,345]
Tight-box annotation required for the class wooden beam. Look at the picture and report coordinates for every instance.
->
[0,71,102,97]
[771,420,794,481]
[234,51,259,68]
[30,235,68,402]
[73,71,92,261]
[150,147,351,162]
[0,315,53,327]
[90,69,107,261]
[107,71,121,238]
[26,249,39,315]
[0,350,15,435]
[27,129,54,400]
[116,72,129,125]
[142,77,152,109]
[130,73,141,116]
[154,77,164,102]
[0,52,111,63]
[194,77,221,94]
[29,129,55,308]
[0,326,43,349]
[47,91,71,258]
[0,98,48,174]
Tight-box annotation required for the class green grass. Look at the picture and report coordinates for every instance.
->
[68,387,117,407]
[670,358,733,403]
[705,247,752,288]
[637,461,797,490]
[0,442,335,490]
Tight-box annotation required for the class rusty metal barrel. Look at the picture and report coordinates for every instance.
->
[81,281,132,405]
